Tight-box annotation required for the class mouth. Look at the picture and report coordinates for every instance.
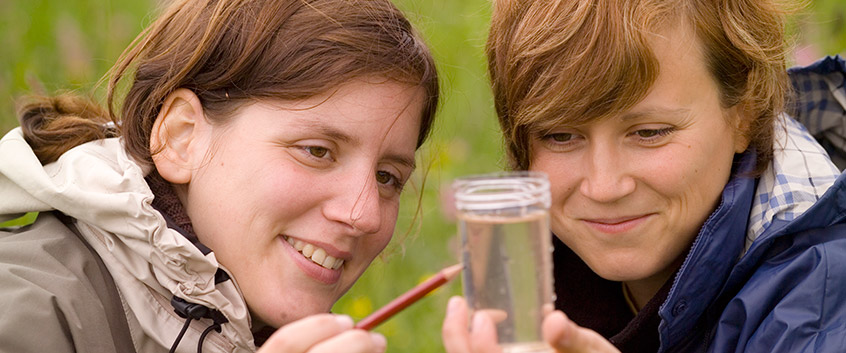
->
[283,236,345,270]
[581,214,653,234]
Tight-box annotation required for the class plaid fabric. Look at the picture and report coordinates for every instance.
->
[789,55,846,169]
[746,114,841,251]
[745,56,846,251]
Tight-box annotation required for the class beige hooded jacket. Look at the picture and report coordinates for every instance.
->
[0,127,257,353]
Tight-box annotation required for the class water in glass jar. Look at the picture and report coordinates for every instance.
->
[459,210,554,353]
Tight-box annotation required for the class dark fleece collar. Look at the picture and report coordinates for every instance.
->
[553,236,673,353]
[145,173,211,254]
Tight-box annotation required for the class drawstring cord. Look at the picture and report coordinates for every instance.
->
[198,323,223,353]
[169,317,194,353]
[168,297,229,353]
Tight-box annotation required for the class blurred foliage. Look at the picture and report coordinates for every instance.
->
[0,0,156,133]
[0,0,844,352]
[798,0,846,61]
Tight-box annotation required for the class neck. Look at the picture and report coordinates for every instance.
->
[623,279,660,312]
[624,256,684,311]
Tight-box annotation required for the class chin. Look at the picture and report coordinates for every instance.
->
[587,264,629,282]
[257,296,337,328]
[583,252,651,282]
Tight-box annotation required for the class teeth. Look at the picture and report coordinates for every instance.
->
[311,248,327,265]
[323,255,337,268]
[301,244,315,257]
[284,236,345,270]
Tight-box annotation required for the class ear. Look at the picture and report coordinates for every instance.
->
[150,88,208,184]
[729,104,752,154]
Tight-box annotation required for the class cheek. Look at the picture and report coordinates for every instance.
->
[529,152,580,239]
[378,201,400,244]
[530,152,579,204]
[633,149,692,190]
[359,200,401,261]
[639,141,734,220]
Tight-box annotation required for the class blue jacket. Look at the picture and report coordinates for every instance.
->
[662,56,846,352]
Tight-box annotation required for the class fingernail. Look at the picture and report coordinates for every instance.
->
[335,315,354,329]
[471,312,487,331]
[554,312,572,347]
[370,332,387,352]
[447,296,461,315]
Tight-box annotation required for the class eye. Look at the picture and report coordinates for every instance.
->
[304,146,329,158]
[549,133,575,142]
[376,170,403,190]
[289,143,336,166]
[631,127,675,143]
[299,145,334,161]
[538,130,583,151]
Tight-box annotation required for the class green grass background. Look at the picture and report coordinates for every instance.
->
[1,1,844,352]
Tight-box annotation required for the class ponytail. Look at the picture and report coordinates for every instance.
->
[17,94,117,165]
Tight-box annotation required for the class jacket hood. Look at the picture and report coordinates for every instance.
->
[0,128,255,352]
[760,54,846,245]
[789,55,846,169]
[744,115,843,253]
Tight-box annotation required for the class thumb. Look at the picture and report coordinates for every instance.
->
[542,311,620,353]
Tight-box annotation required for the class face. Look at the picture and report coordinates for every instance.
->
[182,79,423,327]
[529,23,749,291]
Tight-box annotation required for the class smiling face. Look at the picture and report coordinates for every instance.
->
[177,79,423,327]
[529,23,749,296]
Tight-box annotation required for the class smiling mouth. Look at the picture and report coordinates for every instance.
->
[581,214,653,233]
[590,217,641,225]
[283,236,345,270]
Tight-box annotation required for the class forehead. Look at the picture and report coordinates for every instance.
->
[529,19,711,132]
[243,80,424,156]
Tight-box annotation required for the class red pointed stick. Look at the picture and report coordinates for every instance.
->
[354,263,463,330]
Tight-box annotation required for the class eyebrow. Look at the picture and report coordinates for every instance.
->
[619,107,691,121]
[314,124,354,144]
[385,153,417,171]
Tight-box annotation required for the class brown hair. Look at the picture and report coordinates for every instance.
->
[487,0,792,174]
[19,0,439,165]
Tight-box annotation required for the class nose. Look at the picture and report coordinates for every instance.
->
[578,143,636,203]
[324,170,383,235]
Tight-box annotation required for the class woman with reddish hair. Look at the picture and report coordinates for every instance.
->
[0,0,438,352]
[443,0,846,352]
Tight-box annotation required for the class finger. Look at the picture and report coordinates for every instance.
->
[259,314,353,352]
[469,311,503,353]
[442,296,472,353]
[542,303,555,317]
[308,329,387,353]
[476,309,508,324]
[542,311,621,353]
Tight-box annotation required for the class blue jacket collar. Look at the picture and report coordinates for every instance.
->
[658,115,844,350]
[657,149,757,349]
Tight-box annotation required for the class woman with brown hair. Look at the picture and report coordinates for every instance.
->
[443,0,846,352]
[0,0,438,352]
